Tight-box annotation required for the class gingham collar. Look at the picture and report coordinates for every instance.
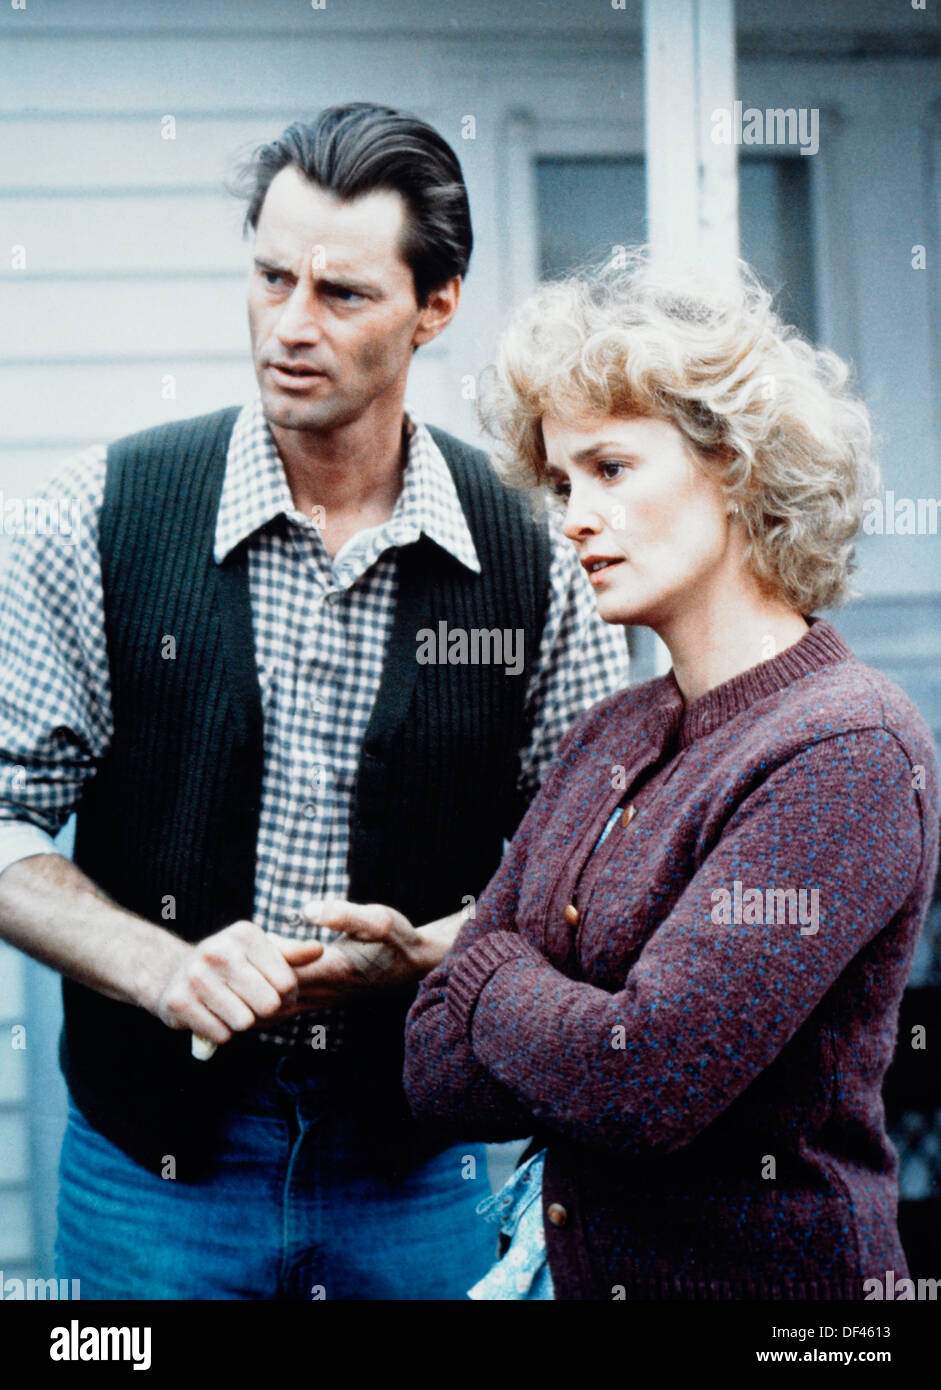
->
[213,399,481,573]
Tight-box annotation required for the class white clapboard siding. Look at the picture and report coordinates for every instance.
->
[0,943,26,1020]
[2,361,256,445]
[0,947,28,1280]
[0,0,931,41]
[5,278,249,360]
[0,1111,29,1185]
[0,36,490,115]
[0,0,644,36]
[0,119,302,194]
[0,1026,27,1106]
[0,195,248,277]
[0,1191,32,1266]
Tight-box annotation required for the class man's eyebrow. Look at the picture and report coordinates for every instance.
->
[253,256,293,275]
[253,257,383,296]
[318,274,384,296]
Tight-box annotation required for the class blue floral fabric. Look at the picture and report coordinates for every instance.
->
[467,1149,553,1300]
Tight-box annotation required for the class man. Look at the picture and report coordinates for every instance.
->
[0,104,629,1300]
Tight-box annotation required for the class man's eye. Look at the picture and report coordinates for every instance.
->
[261,270,285,287]
[327,286,364,303]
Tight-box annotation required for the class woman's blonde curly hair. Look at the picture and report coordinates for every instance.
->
[481,249,877,614]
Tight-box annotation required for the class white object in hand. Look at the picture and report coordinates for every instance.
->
[191,1033,218,1061]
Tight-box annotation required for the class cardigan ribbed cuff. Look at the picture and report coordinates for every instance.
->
[446,932,543,1036]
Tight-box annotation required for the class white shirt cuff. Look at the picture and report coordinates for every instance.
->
[0,821,60,880]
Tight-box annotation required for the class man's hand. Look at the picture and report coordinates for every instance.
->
[149,919,324,1044]
[272,899,457,1015]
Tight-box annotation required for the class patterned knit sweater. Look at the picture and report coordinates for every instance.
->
[403,619,939,1300]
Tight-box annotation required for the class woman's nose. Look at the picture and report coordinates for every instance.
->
[561,489,605,543]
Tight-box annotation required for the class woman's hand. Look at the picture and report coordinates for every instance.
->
[270,898,451,1013]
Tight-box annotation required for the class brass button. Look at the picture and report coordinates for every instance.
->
[564,903,579,927]
[621,802,636,827]
[547,1202,568,1228]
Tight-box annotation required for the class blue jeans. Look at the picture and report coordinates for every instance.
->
[54,1050,494,1300]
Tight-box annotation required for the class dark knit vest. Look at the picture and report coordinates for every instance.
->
[62,407,550,1176]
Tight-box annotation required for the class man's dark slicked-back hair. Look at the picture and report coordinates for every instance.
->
[238,103,473,305]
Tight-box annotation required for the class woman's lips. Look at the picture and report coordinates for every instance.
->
[588,562,624,586]
[583,557,626,586]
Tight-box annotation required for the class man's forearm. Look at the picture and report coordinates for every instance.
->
[0,852,188,1010]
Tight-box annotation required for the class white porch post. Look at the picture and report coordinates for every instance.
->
[643,0,739,275]
[642,0,739,673]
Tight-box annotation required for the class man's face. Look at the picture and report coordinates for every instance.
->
[247,166,443,434]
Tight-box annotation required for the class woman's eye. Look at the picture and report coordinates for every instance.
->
[547,479,570,500]
[600,460,627,481]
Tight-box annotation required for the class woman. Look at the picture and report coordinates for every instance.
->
[401,253,939,1300]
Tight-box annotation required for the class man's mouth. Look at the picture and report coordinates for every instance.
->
[269,362,328,383]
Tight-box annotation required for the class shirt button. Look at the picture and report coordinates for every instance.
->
[621,802,637,827]
[564,903,579,927]
[303,803,317,820]
[547,1203,568,1228]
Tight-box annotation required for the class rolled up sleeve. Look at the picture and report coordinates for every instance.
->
[0,448,112,871]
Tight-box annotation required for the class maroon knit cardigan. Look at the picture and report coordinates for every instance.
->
[403,620,939,1300]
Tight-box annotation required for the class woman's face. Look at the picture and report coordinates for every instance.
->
[542,412,737,632]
